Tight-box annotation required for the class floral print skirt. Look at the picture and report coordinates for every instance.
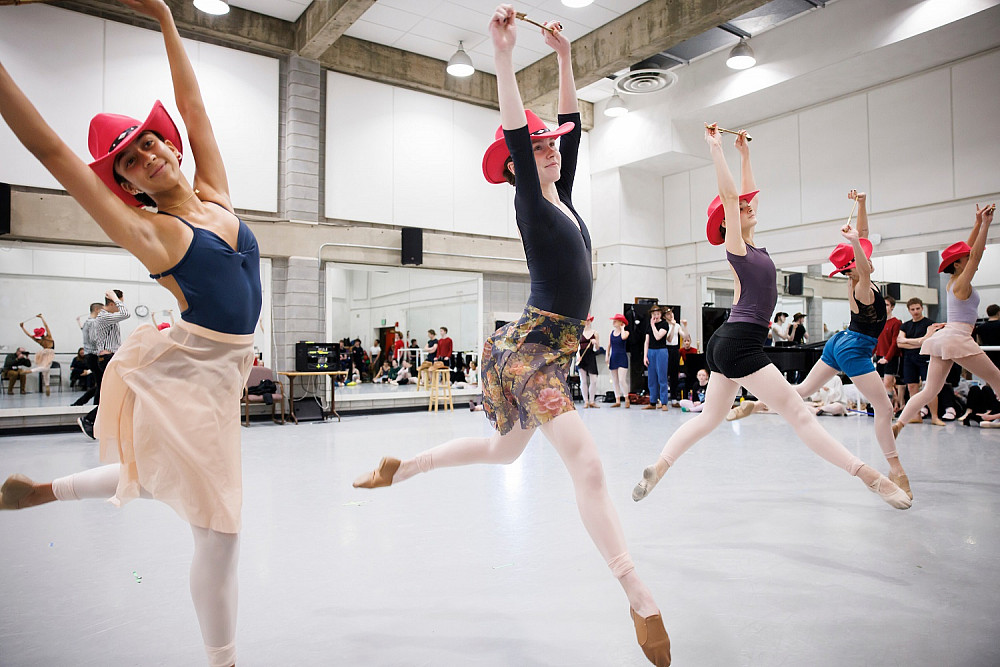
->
[481,305,584,435]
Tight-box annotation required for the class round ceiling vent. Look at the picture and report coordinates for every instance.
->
[614,68,678,95]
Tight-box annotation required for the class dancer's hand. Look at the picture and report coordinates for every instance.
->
[735,129,750,157]
[877,357,888,364]
[542,20,570,57]
[848,189,866,203]
[489,4,517,54]
[704,123,722,148]
[117,0,171,21]
[644,355,649,367]
[976,202,995,226]
[841,223,859,243]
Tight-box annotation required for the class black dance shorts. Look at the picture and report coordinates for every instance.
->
[900,352,929,384]
[705,321,771,379]
[875,356,899,377]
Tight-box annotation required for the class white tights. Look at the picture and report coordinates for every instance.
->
[609,367,629,402]
[898,353,1000,425]
[51,464,238,667]
[658,364,864,474]
[579,369,599,405]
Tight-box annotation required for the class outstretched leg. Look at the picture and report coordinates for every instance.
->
[2,463,127,509]
[895,357,953,436]
[190,526,239,667]
[354,421,536,487]
[850,371,909,494]
[729,361,837,421]
[633,373,741,500]
[741,364,909,509]
[538,411,670,666]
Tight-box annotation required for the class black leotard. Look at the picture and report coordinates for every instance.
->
[504,112,592,320]
[848,286,886,339]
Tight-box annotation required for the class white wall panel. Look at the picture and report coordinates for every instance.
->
[663,171,692,245]
[103,22,194,186]
[746,115,801,231]
[392,88,454,232]
[325,73,394,223]
[589,170,621,249]
[0,5,104,190]
[952,50,1000,199]
[799,94,870,223]
[452,103,510,237]
[868,68,953,212]
[620,169,664,247]
[688,165,718,239]
[196,42,279,212]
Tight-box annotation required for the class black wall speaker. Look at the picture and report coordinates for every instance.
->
[885,282,901,300]
[786,273,804,296]
[401,227,423,265]
[0,182,10,235]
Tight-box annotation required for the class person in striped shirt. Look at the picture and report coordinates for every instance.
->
[78,289,129,438]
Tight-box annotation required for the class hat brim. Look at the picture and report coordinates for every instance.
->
[938,252,970,273]
[88,100,183,207]
[706,190,759,245]
[828,238,874,276]
[482,121,576,184]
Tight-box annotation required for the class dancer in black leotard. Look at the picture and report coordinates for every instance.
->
[353,6,669,665]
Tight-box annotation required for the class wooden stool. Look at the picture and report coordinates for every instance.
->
[428,368,453,412]
[417,367,432,389]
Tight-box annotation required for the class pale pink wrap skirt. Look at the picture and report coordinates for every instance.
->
[96,320,254,534]
[920,322,985,362]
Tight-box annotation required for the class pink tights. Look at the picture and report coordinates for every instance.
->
[898,353,1000,425]
[52,464,238,667]
[658,364,864,475]
[406,412,639,583]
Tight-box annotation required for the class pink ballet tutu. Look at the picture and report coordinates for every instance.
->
[919,322,984,361]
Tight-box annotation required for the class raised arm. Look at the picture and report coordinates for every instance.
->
[491,5,527,131]
[953,203,995,299]
[706,124,744,255]
[841,222,874,305]
[120,0,231,208]
[849,190,869,239]
[18,321,34,343]
[0,62,154,256]
[38,314,51,336]
[735,130,757,210]
[543,20,577,116]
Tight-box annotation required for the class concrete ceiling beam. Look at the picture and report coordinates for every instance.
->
[520,0,770,110]
[294,0,377,60]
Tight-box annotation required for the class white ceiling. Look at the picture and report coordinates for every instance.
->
[229,0,310,22]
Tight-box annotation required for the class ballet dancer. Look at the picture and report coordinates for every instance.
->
[893,203,999,438]
[0,1,262,664]
[607,313,630,407]
[19,313,55,395]
[727,190,912,498]
[631,125,910,510]
[578,315,601,408]
[354,6,670,665]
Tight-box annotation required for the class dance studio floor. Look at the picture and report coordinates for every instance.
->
[1,408,999,666]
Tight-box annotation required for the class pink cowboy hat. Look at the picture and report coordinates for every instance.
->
[482,110,575,184]
[87,100,183,207]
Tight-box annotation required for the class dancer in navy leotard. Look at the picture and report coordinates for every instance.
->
[353,6,669,665]
[607,313,631,407]
[631,125,910,511]
[0,2,261,664]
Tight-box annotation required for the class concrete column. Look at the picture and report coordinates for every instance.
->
[806,264,824,341]
[927,251,945,322]
[280,55,322,223]
[272,256,323,373]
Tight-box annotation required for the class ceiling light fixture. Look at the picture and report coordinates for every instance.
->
[562,0,595,7]
[604,92,628,117]
[726,39,756,70]
[446,41,474,77]
[193,0,230,16]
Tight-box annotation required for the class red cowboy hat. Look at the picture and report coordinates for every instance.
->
[585,314,595,321]
[482,110,575,184]
[938,241,971,273]
[827,238,874,277]
[705,190,759,245]
[33,327,46,337]
[610,313,629,324]
[87,100,183,207]
[157,322,171,331]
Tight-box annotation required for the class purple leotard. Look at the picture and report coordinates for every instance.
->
[726,245,777,328]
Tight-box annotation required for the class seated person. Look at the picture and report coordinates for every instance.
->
[69,347,94,390]
[373,361,392,384]
[3,347,32,394]
[390,359,413,386]
[466,360,479,386]
[678,369,710,412]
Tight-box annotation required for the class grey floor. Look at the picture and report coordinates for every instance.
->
[1,407,999,666]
